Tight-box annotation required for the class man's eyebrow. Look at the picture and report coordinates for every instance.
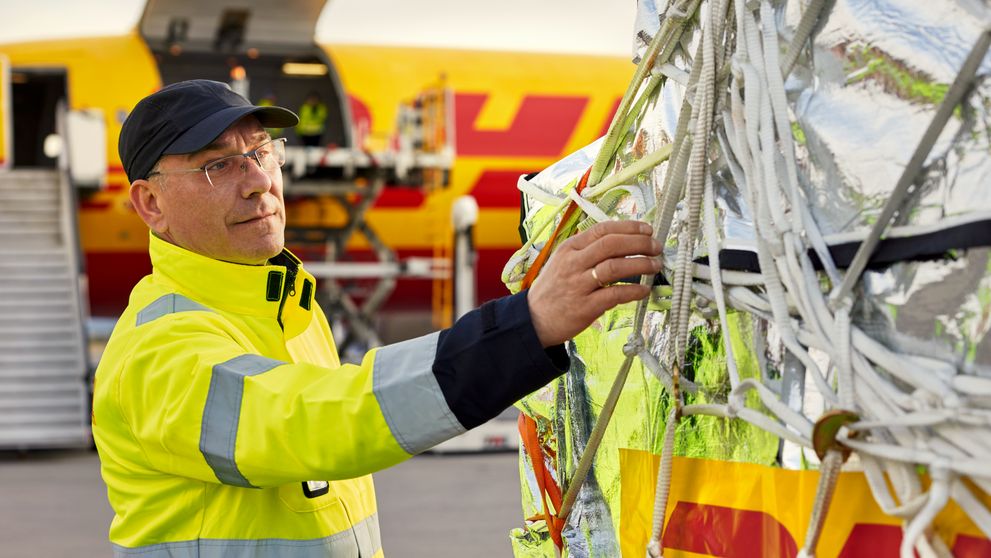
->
[200,139,232,154]
[188,138,233,162]
[250,132,273,145]
[191,132,271,161]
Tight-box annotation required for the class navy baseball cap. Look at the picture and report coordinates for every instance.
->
[119,80,299,182]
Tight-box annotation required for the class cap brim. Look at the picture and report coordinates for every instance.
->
[163,105,300,155]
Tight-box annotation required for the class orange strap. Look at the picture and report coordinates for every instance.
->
[519,412,566,550]
[516,167,592,550]
[520,167,593,291]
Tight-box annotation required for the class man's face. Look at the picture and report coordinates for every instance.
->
[150,117,286,264]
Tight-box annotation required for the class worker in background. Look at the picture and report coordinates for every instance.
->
[297,90,327,147]
[94,79,661,557]
[257,92,284,138]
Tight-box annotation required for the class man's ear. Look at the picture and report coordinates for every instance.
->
[129,179,169,236]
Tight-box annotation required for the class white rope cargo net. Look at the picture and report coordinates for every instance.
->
[506,0,991,555]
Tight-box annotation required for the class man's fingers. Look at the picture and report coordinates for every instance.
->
[566,220,653,251]
[588,283,652,311]
[593,256,661,287]
[576,233,661,269]
[531,220,659,346]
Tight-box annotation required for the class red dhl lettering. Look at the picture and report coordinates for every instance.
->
[835,524,990,557]
[660,502,991,557]
[469,169,534,208]
[80,199,113,210]
[372,188,426,208]
[454,93,588,157]
[954,534,991,557]
[348,92,589,158]
[662,502,798,557]
[348,94,372,133]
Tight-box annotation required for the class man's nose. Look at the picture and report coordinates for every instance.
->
[239,156,275,196]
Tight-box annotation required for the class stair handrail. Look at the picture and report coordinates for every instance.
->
[54,99,94,396]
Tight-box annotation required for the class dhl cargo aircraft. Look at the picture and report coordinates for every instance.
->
[0,0,632,320]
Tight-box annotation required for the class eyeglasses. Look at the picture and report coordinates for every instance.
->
[147,138,287,188]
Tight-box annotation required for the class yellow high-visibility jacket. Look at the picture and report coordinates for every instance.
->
[297,102,328,137]
[94,234,566,557]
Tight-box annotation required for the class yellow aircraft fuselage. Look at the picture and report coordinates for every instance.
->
[0,33,633,315]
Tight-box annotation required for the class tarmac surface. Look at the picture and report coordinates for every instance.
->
[0,448,524,557]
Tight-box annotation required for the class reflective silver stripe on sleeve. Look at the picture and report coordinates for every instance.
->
[200,354,285,488]
[112,512,382,557]
[372,331,465,454]
[136,293,212,326]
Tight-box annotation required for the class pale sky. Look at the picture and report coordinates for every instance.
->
[0,0,638,57]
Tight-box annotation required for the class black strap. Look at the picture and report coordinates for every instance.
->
[629,218,991,285]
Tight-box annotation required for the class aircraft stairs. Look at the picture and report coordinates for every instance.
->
[0,169,91,449]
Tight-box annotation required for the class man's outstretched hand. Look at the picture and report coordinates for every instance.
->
[528,220,662,348]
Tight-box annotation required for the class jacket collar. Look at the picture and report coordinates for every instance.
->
[148,233,307,319]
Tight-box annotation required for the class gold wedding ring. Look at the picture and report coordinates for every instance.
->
[592,267,608,288]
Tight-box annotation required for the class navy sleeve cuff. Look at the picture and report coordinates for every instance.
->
[432,290,570,430]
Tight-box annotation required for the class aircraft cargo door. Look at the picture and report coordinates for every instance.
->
[10,69,66,169]
[139,0,350,149]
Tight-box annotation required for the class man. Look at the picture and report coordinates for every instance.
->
[257,92,285,138]
[93,80,660,557]
[297,91,328,147]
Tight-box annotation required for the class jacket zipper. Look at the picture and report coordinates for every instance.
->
[276,263,298,330]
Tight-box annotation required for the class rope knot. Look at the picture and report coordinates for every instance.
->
[725,399,741,419]
[624,335,646,357]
